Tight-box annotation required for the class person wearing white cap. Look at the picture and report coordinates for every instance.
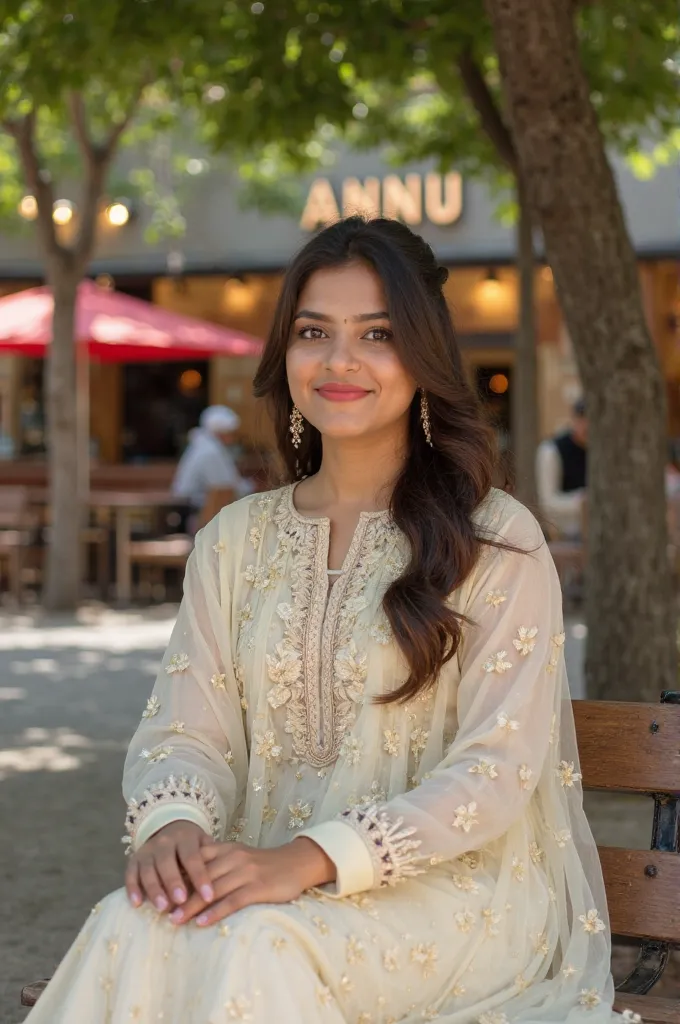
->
[171,405,253,513]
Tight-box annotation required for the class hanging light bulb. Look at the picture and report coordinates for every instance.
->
[52,199,75,225]
[18,195,38,220]
[105,200,131,227]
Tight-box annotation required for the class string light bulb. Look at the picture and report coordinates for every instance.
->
[52,199,75,225]
[18,195,38,220]
[105,200,131,227]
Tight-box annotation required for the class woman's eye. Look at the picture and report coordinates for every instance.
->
[298,326,327,340]
[363,327,393,342]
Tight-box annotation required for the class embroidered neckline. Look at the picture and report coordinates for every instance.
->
[262,487,398,768]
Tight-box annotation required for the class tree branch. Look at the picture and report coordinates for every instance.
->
[2,112,61,260]
[457,49,518,174]
[71,81,146,268]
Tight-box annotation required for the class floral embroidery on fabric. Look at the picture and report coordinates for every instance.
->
[383,729,400,756]
[139,745,173,763]
[551,828,571,847]
[340,802,425,886]
[142,695,160,718]
[211,673,227,691]
[254,730,283,762]
[452,802,478,832]
[482,908,501,937]
[410,727,429,762]
[485,589,507,608]
[165,652,190,675]
[288,800,313,829]
[170,720,185,734]
[469,759,498,779]
[339,735,363,766]
[453,874,479,893]
[512,857,525,882]
[410,943,438,977]
[547,631,566,673]
[497,711,519,733]
[513,626,538,656]
[212,541,225,554]
[225,995,253,1019]
[259,489,398,768]
[518,764,533,789]
[579,909,605,934]
[383,948,399,972]
[579,989,601,1009]
[346,935,365,964]
[556,760,583,788]
[123,774,220,854]
[482,651,513,674]
[369,619,393,645]
[455,909,476,932]
[478,1012,509,1024]
[529,842,545,864]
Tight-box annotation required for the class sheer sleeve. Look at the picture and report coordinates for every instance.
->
[302,503,565,896]
[122,514,248,854]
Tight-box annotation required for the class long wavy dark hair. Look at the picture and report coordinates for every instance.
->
[254,216,498,704]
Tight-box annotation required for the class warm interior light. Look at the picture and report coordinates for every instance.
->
[489,373,509,395]
[18,195,38,220]
[222,277,257,315]
[178,369,202,393]
[105,201,130,227]
[52,200,74,225]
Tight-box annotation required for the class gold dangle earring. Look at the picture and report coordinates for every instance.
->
[419,388,433,447]
[289,405,304,449]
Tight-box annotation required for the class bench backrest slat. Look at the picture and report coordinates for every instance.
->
[598,847,680,942]
[572,700,680,794]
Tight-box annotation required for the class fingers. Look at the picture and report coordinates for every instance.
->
[138,855,172,912]
[170,865,249,925]
[124,857,143,908]
[177,838,216,905]
[195,883,260,926]
[154,844,190,907]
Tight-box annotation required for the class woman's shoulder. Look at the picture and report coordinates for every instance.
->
[473,487,545,548]
[195,485,290,553]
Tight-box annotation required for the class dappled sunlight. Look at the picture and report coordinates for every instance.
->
[0,726,126,782]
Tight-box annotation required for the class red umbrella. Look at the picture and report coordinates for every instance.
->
[0,279,263,360]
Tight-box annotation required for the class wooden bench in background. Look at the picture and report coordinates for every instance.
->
[575,691,680,1023]
[21,694,680,1018]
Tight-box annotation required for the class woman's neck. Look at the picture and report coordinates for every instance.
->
[299,427,407,514]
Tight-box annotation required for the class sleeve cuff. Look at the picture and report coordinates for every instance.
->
[133,804,215,851]
[299,820,375,897]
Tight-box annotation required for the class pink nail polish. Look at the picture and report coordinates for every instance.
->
[155,896,169,912]
[130,892,142,908]
[173,888,186,903]
[170,908,184,924]
[196,913,209,926]
[200,885,214,901]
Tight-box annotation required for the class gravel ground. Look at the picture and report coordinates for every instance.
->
[0,609,676,1022]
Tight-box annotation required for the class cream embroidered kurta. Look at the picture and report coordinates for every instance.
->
[26,485,625,1024]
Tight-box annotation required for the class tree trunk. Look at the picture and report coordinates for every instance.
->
[485,0,677,702]
[511,180,538,509]
[43,266,82,611]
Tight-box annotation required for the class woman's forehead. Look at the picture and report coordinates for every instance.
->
[297,263,387,315]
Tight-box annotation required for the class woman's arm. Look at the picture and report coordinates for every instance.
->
[122,514,248,854]
[302,503,566,896]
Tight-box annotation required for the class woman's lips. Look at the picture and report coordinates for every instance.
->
[315,384,371,402]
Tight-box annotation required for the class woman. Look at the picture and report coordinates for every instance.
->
[27,218,620,1023]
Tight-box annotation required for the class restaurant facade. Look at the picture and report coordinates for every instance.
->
[0,145,678,467]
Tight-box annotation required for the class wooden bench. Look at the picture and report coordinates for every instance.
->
[575,691,680,1022]
[21,694,680,1017]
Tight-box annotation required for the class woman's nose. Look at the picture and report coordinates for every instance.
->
[324,332,360,373]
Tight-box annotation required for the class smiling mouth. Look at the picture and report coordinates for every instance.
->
[315,384,372,402]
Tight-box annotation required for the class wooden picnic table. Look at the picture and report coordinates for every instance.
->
[27,488,182,603]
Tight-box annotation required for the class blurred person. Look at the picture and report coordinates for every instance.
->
[536,397,588,539]
[171,405,253,515]
[26,220,619,1024]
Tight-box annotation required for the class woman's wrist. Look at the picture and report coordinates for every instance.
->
[292,836,338,887]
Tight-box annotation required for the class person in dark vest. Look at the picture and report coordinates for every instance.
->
[536,397,587,539]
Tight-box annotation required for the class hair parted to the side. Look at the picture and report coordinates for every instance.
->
[253,216,498,704]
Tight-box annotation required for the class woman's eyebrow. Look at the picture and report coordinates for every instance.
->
[293,309,390,322]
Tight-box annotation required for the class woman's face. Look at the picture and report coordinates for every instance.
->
[286,262,417,444]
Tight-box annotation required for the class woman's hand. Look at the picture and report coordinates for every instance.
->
[168,837,337,926]
[125,820,216,912]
